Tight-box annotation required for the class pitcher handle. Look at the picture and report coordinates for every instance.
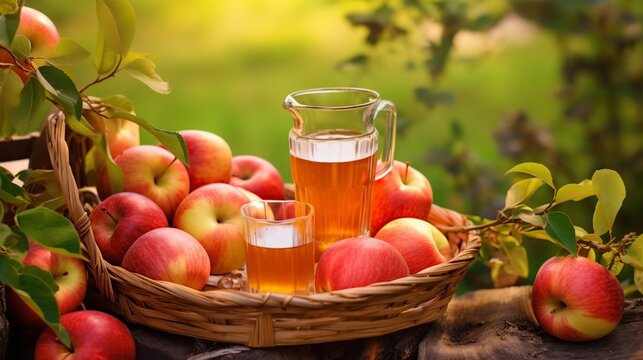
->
[373,100,397,180]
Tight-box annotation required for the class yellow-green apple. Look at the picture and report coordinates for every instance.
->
[105,118,140,159]
[531,256,624,341]
[34,310,135,360]
[121,227,210,290]
[6,246,87,329]
[173,183,250,274]
[315,237,409,292]
[370,161,433,235]
[375,218,451,274]
[115,145,189,220]
[230,155,285,200]
[0,6,59,82]
[89,192,168,265]
[168,130,232,191]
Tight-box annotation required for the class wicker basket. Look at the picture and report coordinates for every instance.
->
[46,114,481,347]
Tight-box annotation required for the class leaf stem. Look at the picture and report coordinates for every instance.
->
[78,55,123,94]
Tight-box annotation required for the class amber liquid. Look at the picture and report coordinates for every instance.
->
[245,240,314,295]
[290,130,378,260]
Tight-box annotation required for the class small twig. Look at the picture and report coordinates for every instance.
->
[78,55,123,94]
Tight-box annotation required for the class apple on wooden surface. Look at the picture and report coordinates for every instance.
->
[170,130,233,191]
[370,161,433,235]
[230,155,285,200]
[315,237,409,292]
[174,183,250,274]
[531,256,624,341]
[6,246,87,329]
[89,192,168,265]
[34,310,135,360]
[121,227,210,290]
[375,217,451,274]
[114,145,189,220]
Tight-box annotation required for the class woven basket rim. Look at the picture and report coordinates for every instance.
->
[45,112,482,347]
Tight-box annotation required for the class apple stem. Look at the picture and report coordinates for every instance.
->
[159,157,178,180]
[404,161,410,183]
[101,207,118,225]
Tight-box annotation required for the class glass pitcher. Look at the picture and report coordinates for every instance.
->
[283,87,397,260]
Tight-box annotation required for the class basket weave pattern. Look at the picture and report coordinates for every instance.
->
[46,114,481,347]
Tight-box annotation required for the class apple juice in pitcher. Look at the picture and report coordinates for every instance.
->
[284,88,397,260]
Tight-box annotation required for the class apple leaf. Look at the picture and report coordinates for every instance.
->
[0,68,22,137]
[592,169,625,236]
[622,234,643,271]
[36,65,82,120]
[506,162,555,189]
[113,111,189,167]
[522,229,566,248]
[0,254,20,286]
[67,114,100,138]
[15,207,86,260]
[600,250,624,276]
[0,2,19,44]
[544,211,576,255]
[504,178,543,209]
[88,133,124,194]
[10,34,30,59]
[101,94,134,113]
[555,179,594,205]
[122,52,170,94]
[11,77,49,135]
[47,38,90,66]
[634,269,643,295]
[0,171,28,206]
[93,0,136,74]
[499,236,529,278]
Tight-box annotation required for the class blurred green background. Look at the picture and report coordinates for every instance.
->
[28,0,642,288]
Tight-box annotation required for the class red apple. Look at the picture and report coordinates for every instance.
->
[106,118,139,159]
[230,155,285,200]
[531,256,624,341]
[34,310,135,360]
[169,130,232,191]
[0,6,59,83]
[6,246,87,329]
[121,227,210,290]
[375,218,451,274]
[115,145,190,220]
[370,161,433,235]
[315,237,409,292]
[173,183,249,274]
[89,192,168,265]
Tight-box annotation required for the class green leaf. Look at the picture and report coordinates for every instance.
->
[0,2,19,44]
[591,169,626,236]
[544,211,577,255]
[113,111,189,166]
[47,38,90,66]
[0,171,28,205]
[4,225,28,252]
[622,234,643,271]
[15,207,85,260]
[506,162,555,189]
[123,53,170,94]
[36,66,82,120]
[600,251,624,276]
[522,230,565,248]
[504,178,544,209]
[101,94,133,113]
[11,77,49,135]
[499,238,529,278]
[10,34,30,59]
[555,179,594,204]
[634,269,643,295]
[0,68,22,137]
[89,133,124,194]
[67,114,99,138]
[93,0,136,74]
[0,0,18,15]
[0,255,20,287]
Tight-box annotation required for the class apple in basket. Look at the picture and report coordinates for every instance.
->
[173,183,250,274]
[166,129,233,191]
[6,246,87,329]
[315,237,409,292]
[121,227,210,290]
[89,192,168,265]
[375,218,451,274]
[370,161,433,235]
[531,256,624,341]
[34,310,136,360]
[230,155,285,200]
[113,145,190,220]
